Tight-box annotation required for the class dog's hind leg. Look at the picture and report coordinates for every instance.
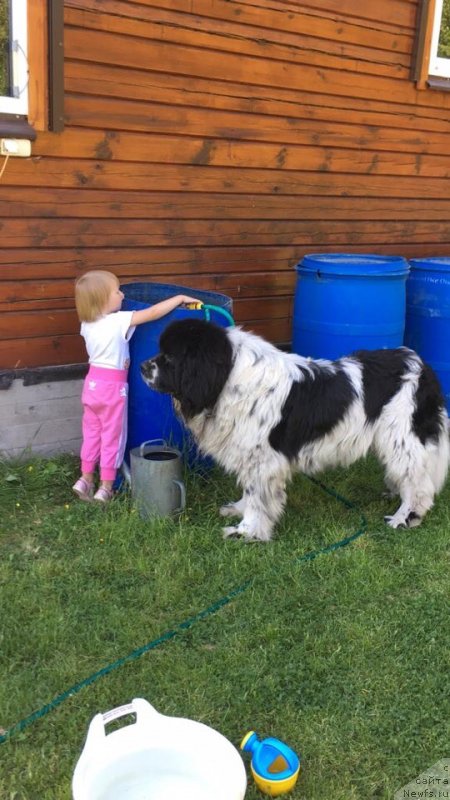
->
[384,482,435,529]
[383,453,437,530]
[377,374,449,529]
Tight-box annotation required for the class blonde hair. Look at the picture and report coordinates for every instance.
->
[75,270,119,322]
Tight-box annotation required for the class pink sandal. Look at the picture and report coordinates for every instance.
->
[93,487,114,504]
[72,477,94,502]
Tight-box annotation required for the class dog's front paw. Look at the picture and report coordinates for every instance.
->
[222,521,271,542]
[385,511,422,529]
[384,514,408,529]
[222,525,242,539]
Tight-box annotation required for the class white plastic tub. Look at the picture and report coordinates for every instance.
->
[72,698,247,800]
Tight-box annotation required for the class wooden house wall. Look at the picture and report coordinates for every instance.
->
[2,0,450,369]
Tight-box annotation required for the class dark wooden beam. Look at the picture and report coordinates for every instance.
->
[48,0,64,131]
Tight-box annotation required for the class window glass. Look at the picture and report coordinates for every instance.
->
[0,0,28,114]
[0,0,11,97]
[438,0,450,58]
[430,0,450,77]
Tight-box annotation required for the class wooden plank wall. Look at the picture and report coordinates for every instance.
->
[2,0,450,368]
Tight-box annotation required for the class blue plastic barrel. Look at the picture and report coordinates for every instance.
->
[292,253,409,360]
[404,257,450,412]
[121,282,233,459]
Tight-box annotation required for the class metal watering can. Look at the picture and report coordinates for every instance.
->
[122,439,186,518]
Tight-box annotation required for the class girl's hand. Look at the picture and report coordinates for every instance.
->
[180,295,202,306]
[131,294,203,326]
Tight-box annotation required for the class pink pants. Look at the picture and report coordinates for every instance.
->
[80,366,128,481]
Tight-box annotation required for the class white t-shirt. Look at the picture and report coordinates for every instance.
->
[81,311,136,370]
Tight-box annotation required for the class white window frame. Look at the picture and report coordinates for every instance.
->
[429,0,450,78]
[0,0,28,115]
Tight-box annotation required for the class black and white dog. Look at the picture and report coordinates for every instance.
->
[141,319,449,542]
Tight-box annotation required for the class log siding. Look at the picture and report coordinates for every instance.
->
[1,0,450,368]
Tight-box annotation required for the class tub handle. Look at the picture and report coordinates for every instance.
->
[172,479,186,513]
[102,701,138,726]
[103,698,158,727]
[139,438,168,457]
[82,699,160,752]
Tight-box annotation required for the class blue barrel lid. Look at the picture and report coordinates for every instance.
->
[409,257,450,273]
[296,253,409,277]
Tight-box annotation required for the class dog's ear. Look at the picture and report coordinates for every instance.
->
[161,319,233,418]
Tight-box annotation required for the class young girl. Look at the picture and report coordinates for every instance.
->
[72,270,199,503]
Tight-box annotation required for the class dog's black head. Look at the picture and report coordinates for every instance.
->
[140,318,233,419]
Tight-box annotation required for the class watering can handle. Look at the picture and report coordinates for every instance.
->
[172,479,186,513]
[139,438,168,457]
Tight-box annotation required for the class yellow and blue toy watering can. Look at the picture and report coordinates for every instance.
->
[240,730,300,796]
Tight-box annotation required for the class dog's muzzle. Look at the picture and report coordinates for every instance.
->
[140,359,158,387]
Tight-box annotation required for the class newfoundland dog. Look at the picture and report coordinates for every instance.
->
[140,319,449,542]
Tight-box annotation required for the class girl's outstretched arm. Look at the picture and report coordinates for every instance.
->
[130,294,200,326]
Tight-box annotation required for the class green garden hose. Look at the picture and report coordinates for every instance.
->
[0,477,366,744]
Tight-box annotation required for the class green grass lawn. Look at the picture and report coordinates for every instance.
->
[0,453,449,799]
